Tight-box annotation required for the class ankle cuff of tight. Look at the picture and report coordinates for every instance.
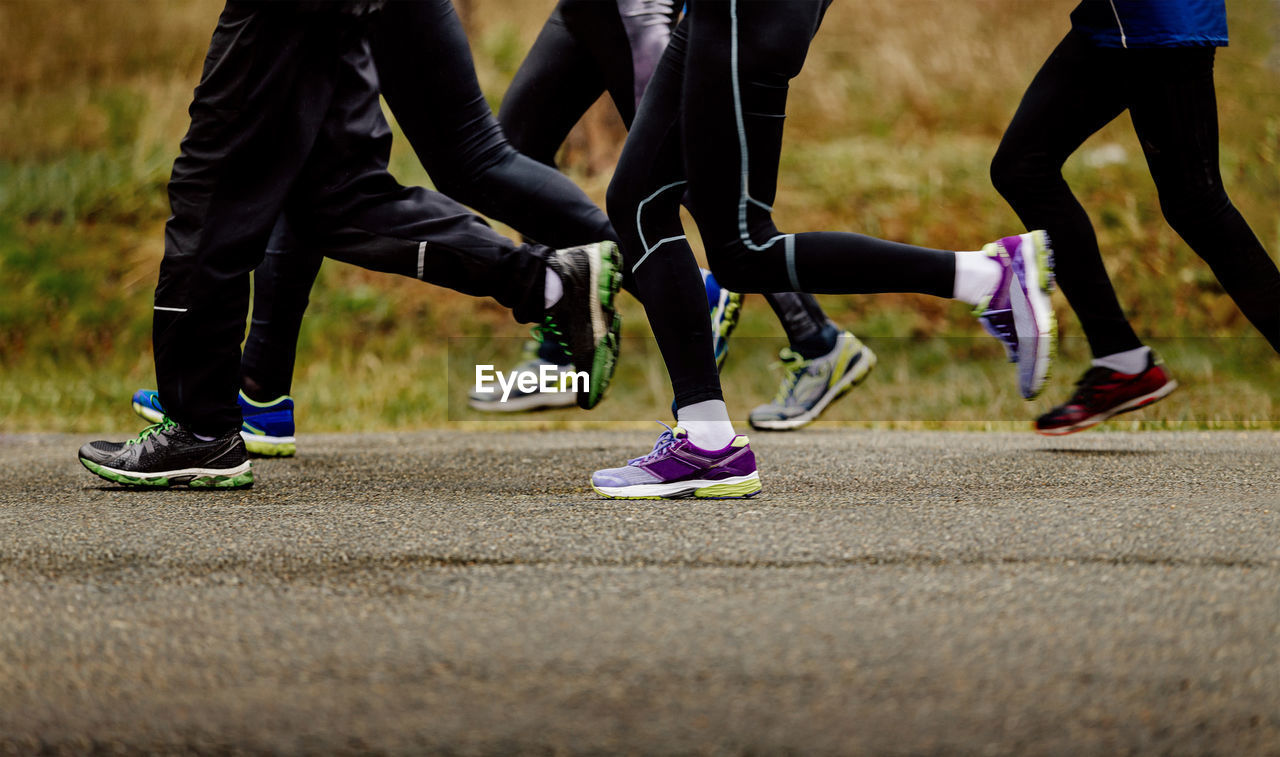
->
[673,389,726,413]
[241,377,287,405]
[791,323,839,360]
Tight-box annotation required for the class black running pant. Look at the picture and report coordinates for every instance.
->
[238,0,620,398]
[156,3,551,434]
[991,29,1280,357]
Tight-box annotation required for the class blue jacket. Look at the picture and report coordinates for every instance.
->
[1071,0,1228,48]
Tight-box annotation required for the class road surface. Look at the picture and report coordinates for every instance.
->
[1,430,1277,754]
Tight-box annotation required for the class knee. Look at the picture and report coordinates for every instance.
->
[606,173,677,237]
[604,178,635,222]
[704,240,759,293]
[989,143,1058,201]
[428,144,519,210]
[427,167,472,204]
[421,121,513,202]
[1156,181,1230,235]
[422,145,491,203]
[736,14,817,82]
[604,180,635,234]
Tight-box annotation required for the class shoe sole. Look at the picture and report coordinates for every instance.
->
[580,242,624,410]
[749,345,878,431]
[1036,379,1179,436]
[592,472,762,500]
[1010,231,1056,400]
[134,401,295,458]
[242,435,296,457]
[468,391,579,413]
[79,458,254,489]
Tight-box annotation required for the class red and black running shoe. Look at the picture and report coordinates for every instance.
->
[1035,353,1178,436]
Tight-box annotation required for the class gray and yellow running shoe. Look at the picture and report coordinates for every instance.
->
[748,330,876,431]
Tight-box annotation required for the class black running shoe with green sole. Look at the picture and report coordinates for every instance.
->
[78,418,253,489]
[541,241,623,410]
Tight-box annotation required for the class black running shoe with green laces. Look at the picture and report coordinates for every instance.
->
[78,418,253,489]
[541,241,624,410]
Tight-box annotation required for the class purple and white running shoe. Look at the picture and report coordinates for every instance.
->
[974,230,1056,400]
[592,424,761,499]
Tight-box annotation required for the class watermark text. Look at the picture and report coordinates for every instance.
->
[474,363,588,403]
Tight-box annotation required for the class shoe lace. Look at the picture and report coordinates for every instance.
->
[628,422,679,465]
[520,327,546,362]
[127,416,175,446]
[975,307,1018,362]
[539,314,571,355]
[1068,366,1121,405]
[770,348,811,404]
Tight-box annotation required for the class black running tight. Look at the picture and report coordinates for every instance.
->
[499,0,677,165]
[991,29,1280,357]
[607,0,957,408]
[504,0,839,353]
[241,0,619,398]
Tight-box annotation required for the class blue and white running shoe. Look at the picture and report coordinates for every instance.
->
[131,389,296,457]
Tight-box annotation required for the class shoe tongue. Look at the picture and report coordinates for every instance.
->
[670,426,689,439]
[1081,365,1118,383]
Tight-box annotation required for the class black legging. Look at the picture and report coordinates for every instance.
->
[240,0,620,398]
[991,28,1280,358]
[607,0,956,408]
[503,0,838,355]
[499,0,675,166]
[157,7,557,433]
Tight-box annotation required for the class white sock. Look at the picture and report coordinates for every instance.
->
[952,250,1004,307]
[544,270,564,309]
[676,399,737,451]
[1093,346,1150,375]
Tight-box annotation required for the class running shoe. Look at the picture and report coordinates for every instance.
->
[475,268,735,415]
[469,331,579,412]
[591,423,761,499]
[704,269,743,370]
[973,230,1056,399]
[131,389,296,457]
[542,241,624,409]
[748,329,876,431]
[78,418,253,489]
[1035,353,1177,435]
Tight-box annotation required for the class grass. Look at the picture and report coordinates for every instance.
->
[1,0,1278,433]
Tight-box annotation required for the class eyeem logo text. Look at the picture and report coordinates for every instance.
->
[474,364,588,403]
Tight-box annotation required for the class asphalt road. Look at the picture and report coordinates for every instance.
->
[1,430,1278,755]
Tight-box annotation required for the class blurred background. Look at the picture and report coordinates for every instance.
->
[1,0,1277,432]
